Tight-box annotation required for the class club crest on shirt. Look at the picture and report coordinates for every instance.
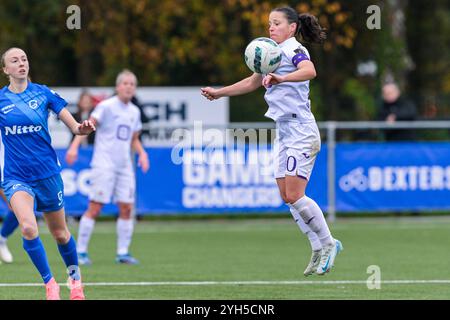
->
[28,100,38,110]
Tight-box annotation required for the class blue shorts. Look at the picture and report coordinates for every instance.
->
[2,174,65,212]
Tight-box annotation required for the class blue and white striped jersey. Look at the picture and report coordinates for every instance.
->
[0,82,67,182]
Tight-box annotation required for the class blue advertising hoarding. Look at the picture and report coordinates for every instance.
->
[336,142,450,212]
[0,142,449,216]
[134,146,327,214]
[54,146,326,216]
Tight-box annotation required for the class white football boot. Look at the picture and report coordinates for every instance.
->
[303,249,322,276]
[0,240,13,263]
[316,239,343,275]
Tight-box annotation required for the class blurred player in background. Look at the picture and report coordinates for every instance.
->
[201,6,342,276]
[71,90,96,145]
[0,188,18,263]
[1,47,95,299]
[66,69,149,265]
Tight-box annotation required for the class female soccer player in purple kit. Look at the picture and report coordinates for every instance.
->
[0,47,95,299]
[201,7,342,276]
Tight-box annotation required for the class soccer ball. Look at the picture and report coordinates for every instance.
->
[244,37,282,74]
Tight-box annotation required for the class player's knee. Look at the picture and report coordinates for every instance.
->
[278,191,289,203]
[85,210,99,219]
[285,191,304,204]
[119,212,132,219]
[119,206,132,219]
[85,205,101,219]
[20,223,39,239]
[281,195,290,204]
[51,228,70,244]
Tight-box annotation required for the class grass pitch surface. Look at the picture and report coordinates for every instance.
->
[1,216,449,300]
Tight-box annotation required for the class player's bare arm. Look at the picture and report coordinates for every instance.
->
[201,73,263,100]
[65,116,97,166]
[59,108,96,135]
[131,132,150,173]
[263,60,316,87]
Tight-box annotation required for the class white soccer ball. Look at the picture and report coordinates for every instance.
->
[244,37,282,74]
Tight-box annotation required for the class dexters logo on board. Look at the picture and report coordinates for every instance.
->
[339,166,450,192]
[4,125,42,135]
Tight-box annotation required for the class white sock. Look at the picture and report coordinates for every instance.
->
[288,204,322,251]
[117,218,134,256]
[291,196,334,247]
[0,236,7,245]
[77,216,95,253]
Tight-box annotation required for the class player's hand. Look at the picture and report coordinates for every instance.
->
[138,152,150,173]
[78,120,96,135]
[65,147,78,166]
[262,73,285,88]
[201,87,221,101]
[386,114,397,123]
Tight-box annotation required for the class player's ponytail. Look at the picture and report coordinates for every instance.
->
[272,7,326,44]
[298,13,327,44]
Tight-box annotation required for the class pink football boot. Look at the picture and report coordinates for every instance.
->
[68,278,86,300]
[45,278,60,300]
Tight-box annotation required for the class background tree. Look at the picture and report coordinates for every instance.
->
[0,0,448,123]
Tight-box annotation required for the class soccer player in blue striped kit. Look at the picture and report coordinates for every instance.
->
[202,7,342,276]
[0,47,95,299]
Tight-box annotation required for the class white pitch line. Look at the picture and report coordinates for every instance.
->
[0,280,450,287]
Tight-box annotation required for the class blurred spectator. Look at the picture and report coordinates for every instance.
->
[72,90,96,145]
[378,82,418,141]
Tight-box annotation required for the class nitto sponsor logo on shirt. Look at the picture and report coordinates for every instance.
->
[4,125,42,135]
